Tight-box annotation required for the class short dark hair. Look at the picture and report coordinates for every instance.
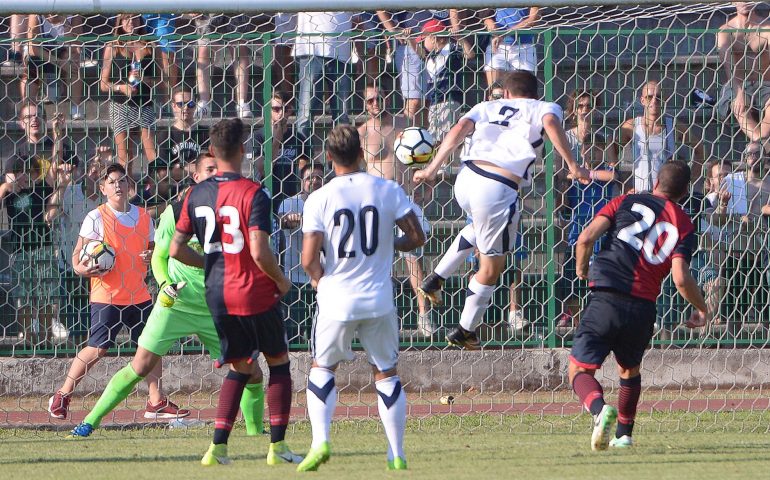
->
[656,161,691,200]
[299,163,324,179]
[502,70,538,99]
[103,163,127,181]
[326,125,362,167]
[194,152,215,172]
[209,118,245,161]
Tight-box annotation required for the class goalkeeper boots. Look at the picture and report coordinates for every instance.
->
[67,422,94,438]
[417,273,445,306]
[446,326,480,350]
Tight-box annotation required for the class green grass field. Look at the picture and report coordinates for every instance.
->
[2,416,770,480]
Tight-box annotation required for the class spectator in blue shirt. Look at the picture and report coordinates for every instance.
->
[557,89,618,328]
[483,7,539,87]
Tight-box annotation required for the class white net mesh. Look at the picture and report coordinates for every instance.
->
[0,3,769,433]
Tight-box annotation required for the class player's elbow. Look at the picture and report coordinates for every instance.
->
[575,231,594,248]
[412,229,427,249]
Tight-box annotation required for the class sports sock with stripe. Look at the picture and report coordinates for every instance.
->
[306,367,337,448]
[375,375,406,461]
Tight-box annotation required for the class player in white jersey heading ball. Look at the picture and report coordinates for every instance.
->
[297,125,426,472]
[414,70,590,349]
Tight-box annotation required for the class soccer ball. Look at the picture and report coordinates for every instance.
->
[394,127,435,166]
[79,241,116,272]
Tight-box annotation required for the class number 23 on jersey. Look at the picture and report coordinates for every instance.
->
[195,205,245,254]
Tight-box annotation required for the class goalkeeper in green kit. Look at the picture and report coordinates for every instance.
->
[69,154,265,438]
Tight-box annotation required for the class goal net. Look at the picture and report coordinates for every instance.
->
[0,2,768,433]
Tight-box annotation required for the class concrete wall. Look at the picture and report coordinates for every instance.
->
[2,349,769,396]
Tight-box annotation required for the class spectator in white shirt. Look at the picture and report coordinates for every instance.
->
[293,12,353,143]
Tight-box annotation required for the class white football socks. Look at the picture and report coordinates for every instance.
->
[375,375,406,461]
[459,276,496,332]
[306,367,337,448]
[434,224,476,279]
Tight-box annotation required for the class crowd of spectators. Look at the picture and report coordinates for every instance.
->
[0,6,769,348]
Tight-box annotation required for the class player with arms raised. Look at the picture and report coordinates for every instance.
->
[568,161,709,451]
[171,119,301,466]
[296,125,426,472]
[414,70,590,348]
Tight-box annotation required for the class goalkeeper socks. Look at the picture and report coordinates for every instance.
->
[241,382,265,436]
[84,363,143,428]
[306,367,337,448]
[267,362,293,444]
[213,370,250,445]
[434,224,476,278]
[572,372,605,416]
[458,276,495,332]
[375,375,406,461]
[616,375,641,437]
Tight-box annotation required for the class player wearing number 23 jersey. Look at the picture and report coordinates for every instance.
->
[177,172,277,316]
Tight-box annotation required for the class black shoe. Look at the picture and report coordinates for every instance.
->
[446,326,480,350]
[417,273,445,306]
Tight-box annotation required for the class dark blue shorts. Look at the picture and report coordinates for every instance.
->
[88,301,153,348]
[213,303,288,367]
[570,290,657,370]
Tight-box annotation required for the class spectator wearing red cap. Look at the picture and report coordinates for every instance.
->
[409,19,474,142]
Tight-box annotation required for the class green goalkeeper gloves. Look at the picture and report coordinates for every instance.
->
[159,281,187,308]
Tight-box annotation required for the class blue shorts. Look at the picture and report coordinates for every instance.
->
[88,301,153,348]
[142,14,177,53]
[570,290,657,370]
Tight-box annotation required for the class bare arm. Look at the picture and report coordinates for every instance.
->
[376,11,398,33]
[716,28,741,88]
[413,118,475,183]
[169,230,204,268]
[543,113,590,183]
[509,7,540,31]
[301,231,324,287]
[99,44,114,93]
[394,210,427,252]
[249,229,291,294]
[574,216,611,280]
[671,256,710,326]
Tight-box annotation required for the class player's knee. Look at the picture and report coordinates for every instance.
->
[249,368,264,384]
[374,366,398,380]
[264,352,290,367]
[131,349,159,377]
[617,365,640,378]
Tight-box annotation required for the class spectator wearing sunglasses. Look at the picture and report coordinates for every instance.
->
[137,89,208,219]
[254,93,307,209]
[156,89,209,182]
